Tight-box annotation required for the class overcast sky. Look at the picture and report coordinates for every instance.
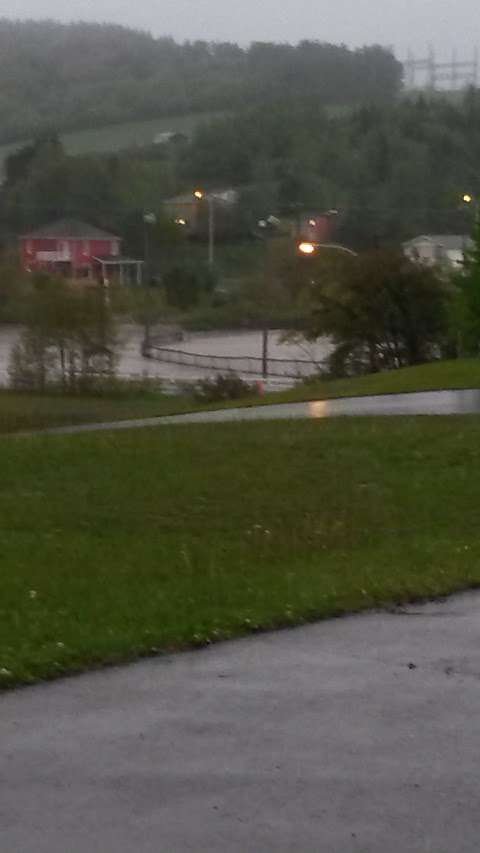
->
[3,0,479,60]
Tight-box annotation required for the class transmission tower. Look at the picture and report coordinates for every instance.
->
[404,47,479,91]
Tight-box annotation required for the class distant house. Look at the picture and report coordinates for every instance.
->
[164,189,239,234]
[297,212,336,244]
[404,235,473,269]
[153,131,188,146]
[20,219,143,284]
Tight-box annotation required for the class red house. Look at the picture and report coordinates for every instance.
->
[20,219,143,284]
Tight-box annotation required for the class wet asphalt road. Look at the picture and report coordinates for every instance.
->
[1,590,480,852]
[14,388,480,437]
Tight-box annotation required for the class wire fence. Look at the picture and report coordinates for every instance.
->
[145,343,323,379]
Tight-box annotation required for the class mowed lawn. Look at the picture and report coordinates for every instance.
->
[1,416,480,689]
[0,391,198,434]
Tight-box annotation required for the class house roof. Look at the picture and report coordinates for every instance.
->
[21,219,120,241]
[153,131,188,145]
[92,256,143,265]
[404,234,473,251]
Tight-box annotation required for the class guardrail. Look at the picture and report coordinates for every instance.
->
[144,343,321,379]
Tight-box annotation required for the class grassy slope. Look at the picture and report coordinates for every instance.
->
[0,391,198,434]
[2,358,480,434]
[260,358,480,405]
[1,415,480,689]
[0,111,223,173]
[0,101,348,168]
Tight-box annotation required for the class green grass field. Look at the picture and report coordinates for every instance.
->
[1,415,480,690]
[0,390,198,434]
[0,111,223,174]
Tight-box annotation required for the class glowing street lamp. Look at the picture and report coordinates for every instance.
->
[298,241,358,258]
[298,241,317,255]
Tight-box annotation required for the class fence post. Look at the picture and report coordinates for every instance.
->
[262,329,269,378]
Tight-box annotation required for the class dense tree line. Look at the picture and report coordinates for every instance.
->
[182,88,480,246]
[3,89,480,255]
[0,19,402,143]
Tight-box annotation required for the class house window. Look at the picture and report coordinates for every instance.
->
[83,241,90,256]
[111,241,120,256]
[26,240,33,254]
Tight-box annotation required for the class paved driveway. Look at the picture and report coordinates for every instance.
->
[2,591,480,852]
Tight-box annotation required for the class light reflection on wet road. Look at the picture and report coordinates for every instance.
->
[15,389,480,437]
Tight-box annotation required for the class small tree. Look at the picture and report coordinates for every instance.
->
[9,274,118,392]
[0,258,30,323]
[453,217,480,356]
[304,249,452,376]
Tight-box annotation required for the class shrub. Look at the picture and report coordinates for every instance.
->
[194,371,257,403]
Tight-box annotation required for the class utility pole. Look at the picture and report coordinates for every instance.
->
[142,212,157,354]
[428,44,436,90]
[406,49,414,88]
[451,49,457,90]
[194,190,215,269]
[262,327,269,380]
[208,196,215,269]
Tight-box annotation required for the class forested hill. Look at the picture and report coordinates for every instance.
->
[0,19,403,144]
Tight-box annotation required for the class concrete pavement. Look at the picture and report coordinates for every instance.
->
[2,591,480,852]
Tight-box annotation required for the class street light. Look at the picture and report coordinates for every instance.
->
[298,241,317,255]
[143,212,157,283]
[297,241,358,257]
[193,189,215,268]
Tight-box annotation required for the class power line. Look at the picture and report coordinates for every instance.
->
[404,46,479,91]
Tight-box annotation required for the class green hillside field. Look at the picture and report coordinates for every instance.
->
[0,111,223,177]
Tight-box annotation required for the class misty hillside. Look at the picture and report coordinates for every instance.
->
[0,19,402,144]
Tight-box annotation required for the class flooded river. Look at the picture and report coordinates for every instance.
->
[0,325,330,389]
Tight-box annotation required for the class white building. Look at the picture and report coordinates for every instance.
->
[404,234,473,269]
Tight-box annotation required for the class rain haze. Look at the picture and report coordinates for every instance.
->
[5,0,480,58]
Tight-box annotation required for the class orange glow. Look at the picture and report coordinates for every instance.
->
[194,190,204,200]
[298,241,316,255]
